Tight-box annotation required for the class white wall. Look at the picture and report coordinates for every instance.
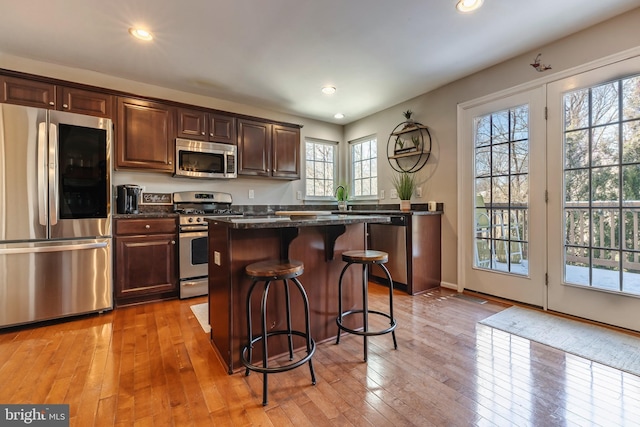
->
[0,54,343,206]
[344,7,640,289]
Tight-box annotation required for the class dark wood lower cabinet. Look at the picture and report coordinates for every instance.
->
[114,218,178,305]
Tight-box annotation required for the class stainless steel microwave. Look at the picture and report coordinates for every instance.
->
[175,138,237,179]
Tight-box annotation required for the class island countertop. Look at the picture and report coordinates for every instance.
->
[206,213,391,229]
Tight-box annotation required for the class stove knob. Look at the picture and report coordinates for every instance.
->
[188,217,194,223]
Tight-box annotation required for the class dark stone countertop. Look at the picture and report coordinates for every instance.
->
[113,212,178,219]
[331,209,442,216]
[206,213,391,229]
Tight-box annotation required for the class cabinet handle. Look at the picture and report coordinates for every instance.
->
[63,104,68,109]
[49,101,55,106]
[171,240,176,245]
[201,131,205,135]
[168,161,172,165]
[209,133,213,137]
[145,224,150,229]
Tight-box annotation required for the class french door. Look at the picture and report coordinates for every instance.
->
[458,88,547,306]
[547,56,640,331]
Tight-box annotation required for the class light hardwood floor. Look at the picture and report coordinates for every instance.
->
[2,285,640,426]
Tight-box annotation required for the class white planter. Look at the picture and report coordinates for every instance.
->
[400,200,411,211]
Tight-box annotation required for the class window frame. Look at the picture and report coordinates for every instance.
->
[304,137,339,201]
[349,134,379,201]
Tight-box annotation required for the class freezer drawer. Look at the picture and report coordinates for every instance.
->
[0,238,112,328]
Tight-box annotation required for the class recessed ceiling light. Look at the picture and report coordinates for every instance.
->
[322,86,337,95]
[129,27,153,41]
[456,0,484,13]
[334,113,344,119]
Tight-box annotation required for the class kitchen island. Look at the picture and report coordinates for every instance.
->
[206,213,390,374]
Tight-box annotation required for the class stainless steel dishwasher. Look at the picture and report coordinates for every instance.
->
[368,215,408,287]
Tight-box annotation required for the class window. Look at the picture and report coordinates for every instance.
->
[350,135,378,198]
[305,138,337,198]
[474,105,530,275]
[562,74,640,294]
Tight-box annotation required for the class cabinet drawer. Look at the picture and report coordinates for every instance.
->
[115,218,177,235]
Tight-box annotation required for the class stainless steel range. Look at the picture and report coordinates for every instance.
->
[174,191,242,298]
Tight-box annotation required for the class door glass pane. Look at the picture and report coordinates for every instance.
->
[58,124,108,219]
[562,73,640,295]
[473,105,529,275]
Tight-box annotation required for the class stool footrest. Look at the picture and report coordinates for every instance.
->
[242,330,316,375]
[336,310,397,337]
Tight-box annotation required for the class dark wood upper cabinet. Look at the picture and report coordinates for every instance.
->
[58,87,113,118]
[1,75,113,118]
[272,125,300,179]
[116,97,175,172]
[1,75,55,109]
[237,119,271,177]
[209,113,236,144]
[177,107,237,144]
[237,119,300,179]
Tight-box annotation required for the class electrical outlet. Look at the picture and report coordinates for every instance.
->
[390,189,398,199]
[416,187,423,198]
[296,190,303,200]
[380,189,385,200]
[248,189,254,199]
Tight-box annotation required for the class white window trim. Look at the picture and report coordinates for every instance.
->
[304,137,339,201]
[349,134,379,201]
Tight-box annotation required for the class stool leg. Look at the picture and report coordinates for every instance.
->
[378,263,398,350]
[261,280,272,406]
[362,264,369,362]
[245,279,260,377]
[292,277,316,385]
[283,279,294,360]
[335,262,351,345]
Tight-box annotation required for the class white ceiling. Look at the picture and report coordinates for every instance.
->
[0,1,638,124]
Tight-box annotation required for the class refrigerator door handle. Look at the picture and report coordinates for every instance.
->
[37,122,48,226]
[48,123,58,226]
[0,241,108,255]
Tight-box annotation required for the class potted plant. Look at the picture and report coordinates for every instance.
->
[335,184,349,211]
[392,172,416,211]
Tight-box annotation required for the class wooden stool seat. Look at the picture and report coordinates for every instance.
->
[336,250,397,361]
[241,258,316,406]
[245,259,304,279]
[342,250,388,264]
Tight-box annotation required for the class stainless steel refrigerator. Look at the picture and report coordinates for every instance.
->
[0,103,113,328]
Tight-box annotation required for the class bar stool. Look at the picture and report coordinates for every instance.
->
[241,259,316,406]
[336,250,397,361]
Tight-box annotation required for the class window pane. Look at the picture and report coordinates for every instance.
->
[492,110,510,143]
[592,125,619,167]
[512,140,528,174]
[512,106,528,141]
[591,166,619,203]
[475,146,491,177]
[475,115,491,147]
[493,143,509,175]
[565,130,589,169]
[565,88,589,131]
[592,82,620,125]
[622,121,640,163]
[565,169,589,203]
[623,76,640,120]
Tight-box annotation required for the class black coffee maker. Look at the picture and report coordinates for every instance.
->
[116,185,143,214]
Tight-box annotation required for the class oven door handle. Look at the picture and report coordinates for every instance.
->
[179,227,209,234]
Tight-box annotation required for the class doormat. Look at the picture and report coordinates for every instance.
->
[479,306,640,377]
[190,303,210,333]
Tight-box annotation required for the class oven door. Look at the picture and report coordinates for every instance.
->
[179,230,209,279]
